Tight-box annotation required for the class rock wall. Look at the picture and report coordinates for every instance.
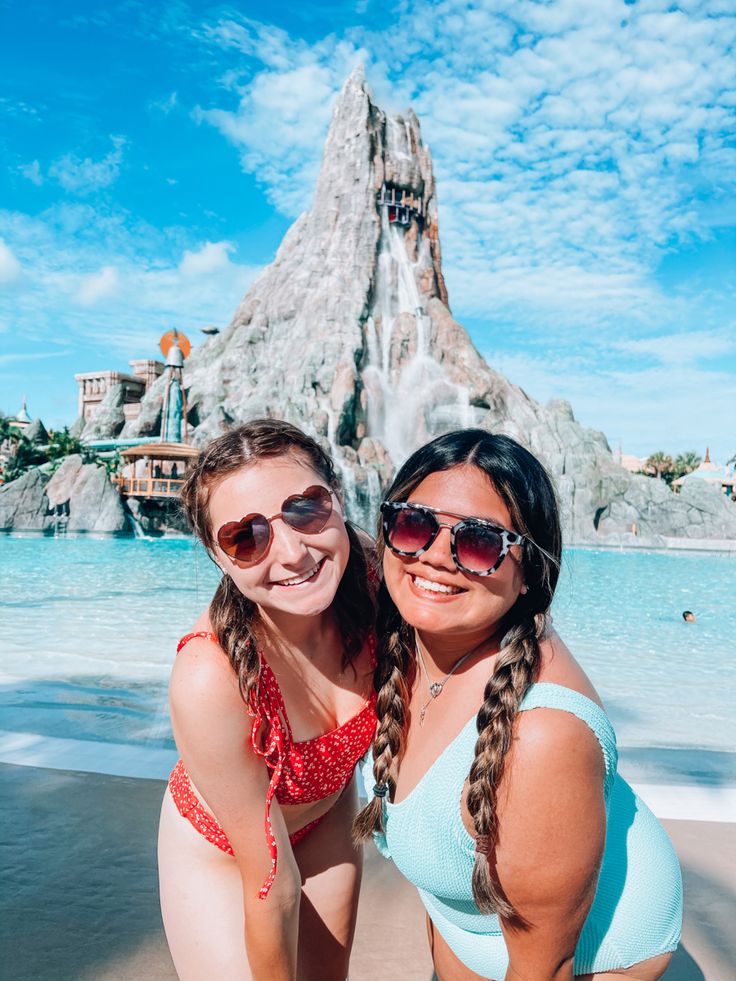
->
[0,456,128,534]
[81,383,126,441]
[0,469,54,532]
[98,68,735,544]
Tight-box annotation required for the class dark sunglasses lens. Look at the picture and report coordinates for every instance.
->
[282,485,332,533]
[455,523,504,573]
[218,515,271,563]
[386,506,436,554]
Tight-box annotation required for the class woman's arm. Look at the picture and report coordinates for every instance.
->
[170,638,302,981]
[493,708,606,981]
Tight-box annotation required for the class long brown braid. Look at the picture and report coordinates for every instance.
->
[466,608,547,915]
[353,430,561,918]
[180,419,375,713]
[352,584,415,837]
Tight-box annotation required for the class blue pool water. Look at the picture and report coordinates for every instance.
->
[1,535,734,760]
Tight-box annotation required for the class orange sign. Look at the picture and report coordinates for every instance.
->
[159,329,191,359]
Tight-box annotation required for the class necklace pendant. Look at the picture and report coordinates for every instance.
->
[429,682,444,698]
[419,705,427,725]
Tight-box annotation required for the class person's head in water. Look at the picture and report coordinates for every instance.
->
[682,610,696,622]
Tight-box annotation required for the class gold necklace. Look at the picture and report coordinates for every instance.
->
[415,633,493,725]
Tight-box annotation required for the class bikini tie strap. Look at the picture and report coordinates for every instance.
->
[176,630,219,654]
[249,663,290,900]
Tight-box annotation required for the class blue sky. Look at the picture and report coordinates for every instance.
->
[1,0,735,462]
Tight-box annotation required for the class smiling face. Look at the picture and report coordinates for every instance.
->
[208,454,350,620]
[382,464,527,646]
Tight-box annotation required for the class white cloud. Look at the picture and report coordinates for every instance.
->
[196,16,305,71]
[0,205,260,360]
[3,0,735,450]
[19,160,43,186]
[179,240,235,277]
[0,96,39,118]
[193,0,736,331]
[75,266,120,306]
[195,61,341,215]
[49,136,126,195]
[193,14,380,215]
[0,239,22,284]
[0,351,68,366]
[174,0,736,462]
[149,91,178,114]
[485,346,734,461]
[613,330,735,366]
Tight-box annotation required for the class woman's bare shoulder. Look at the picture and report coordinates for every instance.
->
[169,628,259,784]
[170,620,240,718]
[536,628,602,707]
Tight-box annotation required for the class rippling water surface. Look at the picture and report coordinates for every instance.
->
[1,535,734,753]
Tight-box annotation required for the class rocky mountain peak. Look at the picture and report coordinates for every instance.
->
[118,72,736,543]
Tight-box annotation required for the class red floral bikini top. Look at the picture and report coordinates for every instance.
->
[176,630,377,897]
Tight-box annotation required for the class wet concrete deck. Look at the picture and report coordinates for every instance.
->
[1,763,733,980]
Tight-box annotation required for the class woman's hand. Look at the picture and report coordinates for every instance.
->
[170,636,302,980]
[493,707,606,981]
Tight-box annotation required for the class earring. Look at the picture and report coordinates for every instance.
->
[520,584,529,595]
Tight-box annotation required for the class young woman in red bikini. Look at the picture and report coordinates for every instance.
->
[157,419,376,980]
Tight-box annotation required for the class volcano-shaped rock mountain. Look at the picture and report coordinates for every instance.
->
[121,68,736,543]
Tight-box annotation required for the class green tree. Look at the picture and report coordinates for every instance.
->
[46,427,83,462]
[673,451,701,480]
[644,451,675,482]
[0,413,22,446]
[2,435,46,481]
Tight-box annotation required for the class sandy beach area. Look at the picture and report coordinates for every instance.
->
[1,762,733,981]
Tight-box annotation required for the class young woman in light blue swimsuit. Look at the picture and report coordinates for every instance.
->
[355,430,682,980]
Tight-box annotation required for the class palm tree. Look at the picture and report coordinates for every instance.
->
[2,436,45,481]
[673,451,701,479]
[0,414,21,446]
[644,451,675,481]
[46,427,83,462]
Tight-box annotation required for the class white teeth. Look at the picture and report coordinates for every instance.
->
[276,562,321,586]
[413,576,461,595]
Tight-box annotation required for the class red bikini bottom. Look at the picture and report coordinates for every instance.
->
[168,759,324,855]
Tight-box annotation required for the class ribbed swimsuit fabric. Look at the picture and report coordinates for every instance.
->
[362,682,683,977]
[171,630,377,899]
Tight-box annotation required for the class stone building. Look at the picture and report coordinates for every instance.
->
[673,448,735,498]
[6,396,31,433]
[75,360,163,426]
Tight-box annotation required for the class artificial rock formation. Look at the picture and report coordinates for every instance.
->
[81,383,126,441]
[119,68,735,542]
[25,418,49,445]
[0,469,53,532]
[0,455,128,534]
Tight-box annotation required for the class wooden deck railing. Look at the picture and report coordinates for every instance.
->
[114,476,185,498]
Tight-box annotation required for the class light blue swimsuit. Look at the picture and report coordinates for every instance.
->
[362,683,682,978]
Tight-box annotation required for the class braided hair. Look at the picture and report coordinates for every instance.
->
[180,419,375,711]
[353,430,561,916]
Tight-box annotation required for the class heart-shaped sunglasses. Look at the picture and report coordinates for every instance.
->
[217,485,333,566]
[381,500,526,576]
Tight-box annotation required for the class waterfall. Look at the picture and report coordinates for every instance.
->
[365,468,382,536]
[313,198,481,531]
[315,393,375,531]
[125,502,156,541]
[334,455,360,521]
[362,207,478,469]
